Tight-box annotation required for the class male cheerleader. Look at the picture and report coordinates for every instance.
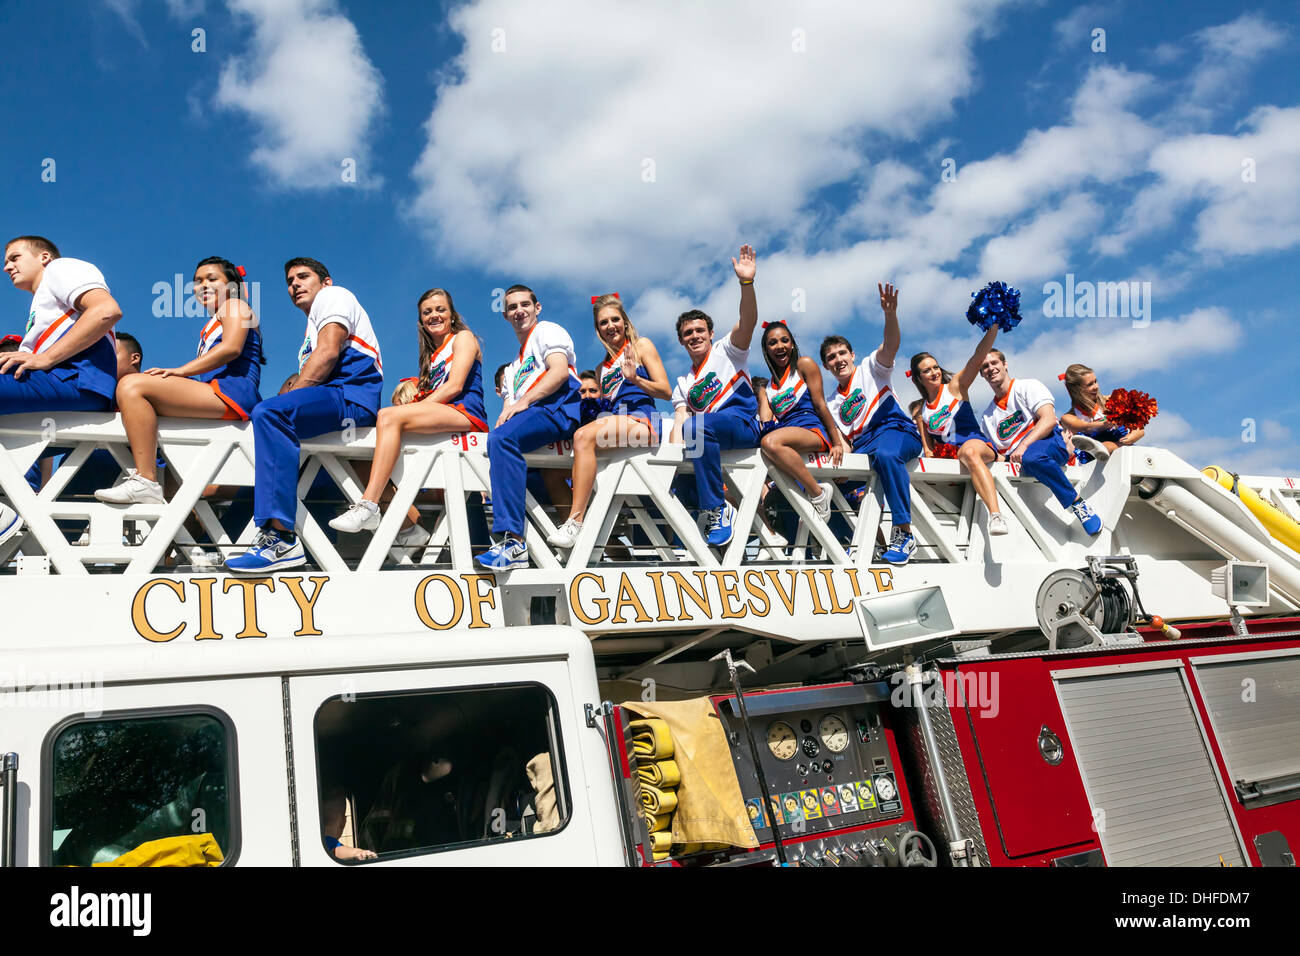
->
[974,350,1102,535]
[819,284,923,564]
[475,285,582,571]
[225,258,383,572]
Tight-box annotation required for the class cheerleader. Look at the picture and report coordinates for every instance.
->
[908,325,1005,533]
[96,256,263,505]
[756,320,848,518]
[330,287,485,546]
[820,283,923,564]
[548,294,670,548]
[975,350,1102,535]
[1060,363,1144,463]
[669,245,763,547]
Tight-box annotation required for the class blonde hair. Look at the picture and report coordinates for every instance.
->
[391,379,418,405]
[1063,363,1100,415]
[592,294,639,360]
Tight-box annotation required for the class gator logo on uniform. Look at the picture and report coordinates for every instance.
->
[839,389,866,426]
[771,387,798,416]
[601,365,623,395]
[512,355,538,394]
[997,409,1027,440]
[297,335,312,372]
[688,372,724,411]
[428,358,448,389]
[26,310,36,333]
[926,407,952,433]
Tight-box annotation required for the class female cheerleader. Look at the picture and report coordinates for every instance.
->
[330,288,486,537]
[95,256,263,504]
[755,321,847,518]
[547,293,671,548]
[908,325,1006,533]
[1060,363,1144,462]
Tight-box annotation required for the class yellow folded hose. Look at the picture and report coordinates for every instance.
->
[639,782,679,816]
[629,718,675,760]
[647,831,672,861]
[644,811,672,833]
[636,759,681,789]
[1204,466,1300,555]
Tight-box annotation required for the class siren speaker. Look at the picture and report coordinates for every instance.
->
[1211,560,1270,608]
[854,585,959,652]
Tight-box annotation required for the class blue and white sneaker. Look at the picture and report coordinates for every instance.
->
[881,527,916,565]
[704,503,736,547]
[475,536,528,571]
[1071,498,1102,535]
[224,527,306,573]
[0,504,23,548]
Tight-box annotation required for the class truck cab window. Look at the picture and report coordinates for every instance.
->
[314,683,568,862]
[47,712,234,867]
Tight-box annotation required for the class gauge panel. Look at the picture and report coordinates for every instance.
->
[717,691,905,844]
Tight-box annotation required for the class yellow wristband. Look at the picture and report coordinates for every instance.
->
[738,279,754,286]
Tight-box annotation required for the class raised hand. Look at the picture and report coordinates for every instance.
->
[878,282,899,320]
[732,244,757,283]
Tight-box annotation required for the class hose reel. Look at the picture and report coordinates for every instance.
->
[1035,556,1149,651]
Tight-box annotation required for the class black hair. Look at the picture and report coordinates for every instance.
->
[199,256,266,364]
[494,363,508,392]
[578,369,598,382]
[284,257,330,281]
[4,235,60,259]
[115,331,143,366]
[196,256,245,299]
[503,283,536,305]
[819,334,852,365]
[760,321,800,380]
[676,309,713,340]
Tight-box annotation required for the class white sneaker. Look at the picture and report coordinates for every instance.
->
[547,517,583,549]
[94,470,165,505]
[390,524,431,563]
[330,500,380,533]
[0,503,23,547]
[810,483,833,520]
[988,512,1009,536]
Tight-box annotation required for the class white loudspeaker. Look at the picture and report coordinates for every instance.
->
[854,584,959,652]
[1211,560,1270,608]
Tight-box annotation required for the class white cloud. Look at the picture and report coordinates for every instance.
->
[410,0,1014,284]
[978,194,1103,282]
[1145,412,1300,475]
[1103,105,1300,257]
[1186,13,1288,112]
[215,0,385,189]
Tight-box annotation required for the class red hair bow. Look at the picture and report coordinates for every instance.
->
[760,320,790,329]
[591,292,620,303]
[1058,372,1066,381]
[0,334,22,346]
[236,265,247,278]
[904,370,912,378]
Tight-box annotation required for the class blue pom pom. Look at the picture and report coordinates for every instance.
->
[967,281,1023,332]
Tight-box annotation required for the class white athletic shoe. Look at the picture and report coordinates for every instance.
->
[0,504,23,548]
[330,500,380,533]
[547,517,583,549]
[988,513,1009,536]
[1071,435,1110,462]
[390,524,431,563]
[94,470,165,505]
[810,483,833,520]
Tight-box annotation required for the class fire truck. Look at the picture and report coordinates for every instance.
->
[0,413,1297,867]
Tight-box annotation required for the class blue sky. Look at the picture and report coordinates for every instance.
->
[3,0,1297,473]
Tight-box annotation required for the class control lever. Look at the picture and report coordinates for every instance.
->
[711,648,789,867]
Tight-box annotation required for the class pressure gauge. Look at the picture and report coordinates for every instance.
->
[801,736,821,759]
[819,714,850,754]
[875,775,897,801]
[767,721,798,761]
